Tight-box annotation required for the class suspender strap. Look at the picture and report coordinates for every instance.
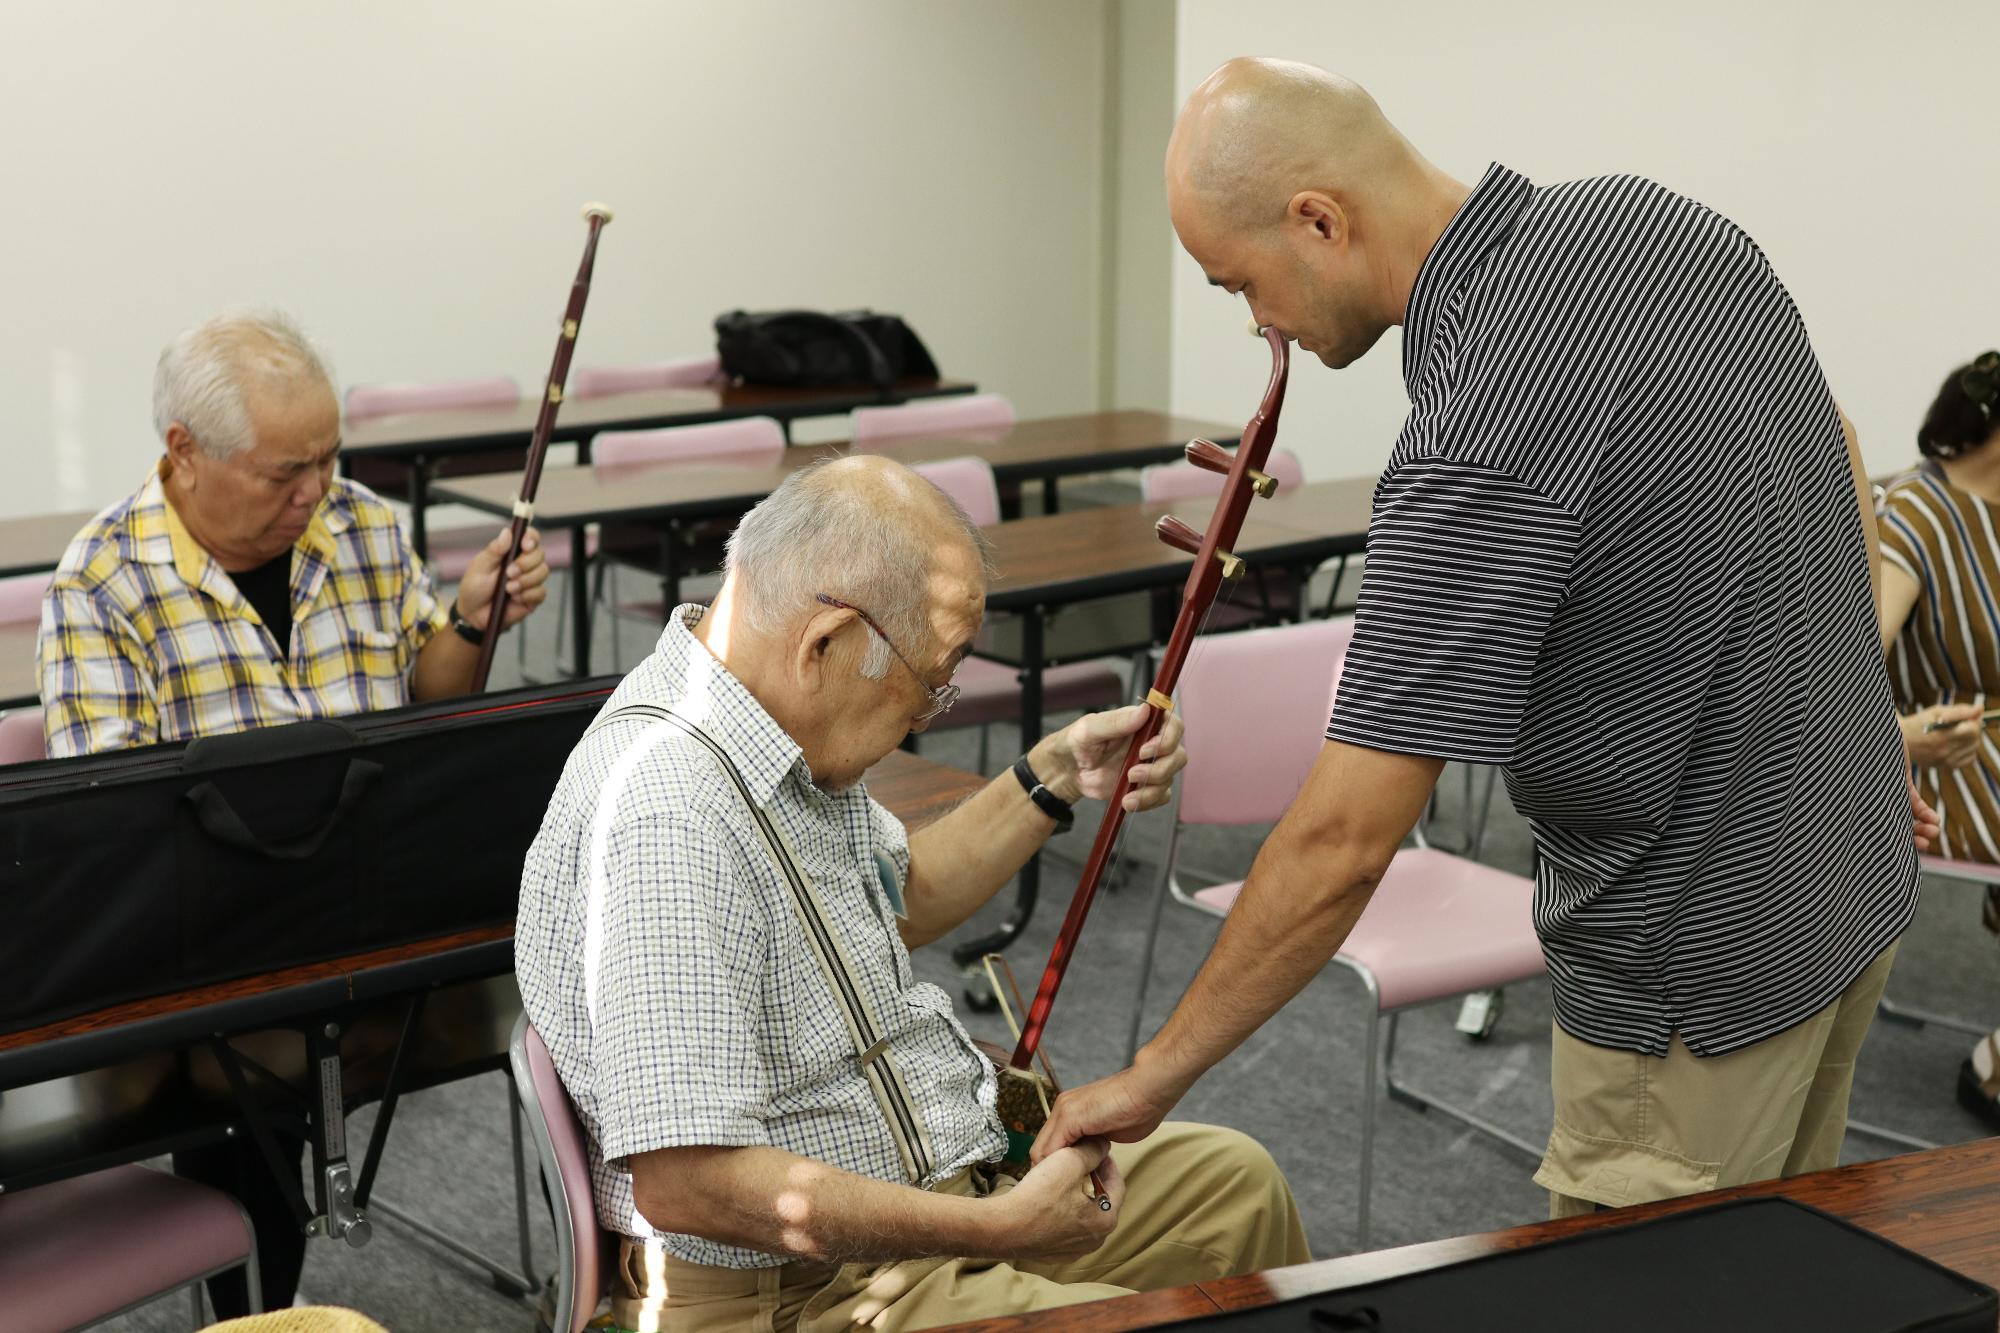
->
[588,702,938,1185]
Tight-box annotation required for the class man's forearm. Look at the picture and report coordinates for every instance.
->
[634,1144,1001,1265]
[411,628,478,701]
[1139,820,1386,1096]
[901,734,1072,948]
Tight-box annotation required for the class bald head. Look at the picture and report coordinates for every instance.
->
[723,454,987,678]
[1168,58,1420,234]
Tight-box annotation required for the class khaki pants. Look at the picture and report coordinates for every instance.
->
[611,1121,1310,1332]
[1534,944,1898,1218]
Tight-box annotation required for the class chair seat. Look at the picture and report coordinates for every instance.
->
[1191,847,1543,1011]
[1920,854,2000,887]
[0,1164,252,1330]
[938,656,1125,729]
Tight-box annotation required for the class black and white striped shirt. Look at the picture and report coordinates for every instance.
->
[1329,164,1918,1057]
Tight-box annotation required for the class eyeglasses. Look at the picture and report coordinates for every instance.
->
[816,594,961,722]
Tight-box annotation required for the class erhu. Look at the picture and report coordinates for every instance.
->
[468,203,614,692]
[989,322,1291,1180]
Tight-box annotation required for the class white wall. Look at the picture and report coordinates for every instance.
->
[0,1,1110,519]
[1169,1,2000,482]
[1099,0,1177,412]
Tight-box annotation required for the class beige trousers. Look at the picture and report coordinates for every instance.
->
[611,1121,1310,1332]
[1534,944,1898,1219]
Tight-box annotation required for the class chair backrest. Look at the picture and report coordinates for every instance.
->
[343,376,519,424]
[1175,616,1357,826]
[850,394,1015,447]
[591,416,787,472]
[0,709,45,765]
[1139,447,1306,505]
[911,457,1002,528]
[510,1015,605,1333]
[571,355,722,400]
[0,572,51,627]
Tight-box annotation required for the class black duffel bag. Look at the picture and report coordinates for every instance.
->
[714,309,939,390]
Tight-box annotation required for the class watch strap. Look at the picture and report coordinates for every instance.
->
[1012,755,1075,832]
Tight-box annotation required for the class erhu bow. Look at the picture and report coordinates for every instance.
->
[991,323,1291,1170]
[468,202,614,692]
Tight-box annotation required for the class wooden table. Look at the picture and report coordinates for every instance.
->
[0,509,95,580]
[431,411,1240,677]
[341,376,975,556]
[936,1138,2000,1329]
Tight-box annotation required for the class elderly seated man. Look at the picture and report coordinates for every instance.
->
[39,308,547,756]
[517,456,1309,1331]
[35,308,548,1315]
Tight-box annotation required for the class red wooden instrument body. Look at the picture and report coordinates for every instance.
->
[470,205,613,691]
[1010,326,1291,1069]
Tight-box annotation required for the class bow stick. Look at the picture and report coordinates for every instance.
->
[469,202,614,692]
[1010,322,1291,1071]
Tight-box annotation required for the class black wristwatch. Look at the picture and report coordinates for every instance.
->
[449,601,487,647]
[1012,755,1075,833]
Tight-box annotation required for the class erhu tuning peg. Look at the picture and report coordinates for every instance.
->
[1183,437,1278,498]
[1155,515,1205,556]
[1155,516,1246,580]
[1184,438,1233,474]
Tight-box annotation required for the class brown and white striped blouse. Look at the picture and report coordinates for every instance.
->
[1881,463,2000,861]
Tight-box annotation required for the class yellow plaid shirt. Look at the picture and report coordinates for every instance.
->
[38,465,450,757]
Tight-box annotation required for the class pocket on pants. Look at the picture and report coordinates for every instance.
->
[1533,1116,1720,1208]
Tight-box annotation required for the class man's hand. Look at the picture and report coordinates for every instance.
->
[1901,704,1983,770]
[457,526,550,631]
[1030,1058,1185,1164]
[984,1138,1124,1262]
[1029,702,1188,811]
[1909,770,1942,853]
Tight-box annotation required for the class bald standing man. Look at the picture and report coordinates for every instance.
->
[1040,58,1931,1225]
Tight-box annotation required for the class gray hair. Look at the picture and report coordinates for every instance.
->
[152,310,333,459]
[725,459,987,679]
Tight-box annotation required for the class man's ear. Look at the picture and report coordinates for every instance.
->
[793,605,853,692]
[1289,190,1349,246]
[163,424,199,485]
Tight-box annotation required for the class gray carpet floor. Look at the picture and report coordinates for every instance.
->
[97,545,2000,1332]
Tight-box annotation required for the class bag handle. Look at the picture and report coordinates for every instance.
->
[183,759,381,861]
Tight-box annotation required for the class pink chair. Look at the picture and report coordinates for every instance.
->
[0,1163,260,1327]
[592,416,786,470]
[570,355,722,400]
[510,1015,610,1333]
[1138,446,1306,503]
[1125,616,1544,1247]
[910,458,1125,769]
[342,375,519,424]
[590,418,790,666]
[0,571,49,626]
[0,708,45,765]
[850,394,1015,448]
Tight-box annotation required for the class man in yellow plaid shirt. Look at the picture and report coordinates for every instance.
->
[38,309,549,758]
[33,309,550,1315]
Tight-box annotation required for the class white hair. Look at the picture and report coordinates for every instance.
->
[152,310,333,459]
[724,460,987,679]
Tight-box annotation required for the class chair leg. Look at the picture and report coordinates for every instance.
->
[1126,825,1185,1066]
[1876,994,1993,1038]
[510,1081,537,1288]
[1846,1118,1939,1152]
[1380,1005,1544,1160]
[977,724,991,776]
[191,1283,205,1327]
[1358,1002,1382,1250]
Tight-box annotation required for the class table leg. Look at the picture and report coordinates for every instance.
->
[569,526,590,678]
[1041,475,1059,515]
[951,609,1044,998]
[658,523,681,618]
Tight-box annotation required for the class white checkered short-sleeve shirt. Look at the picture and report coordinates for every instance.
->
[515,606,1006,1268]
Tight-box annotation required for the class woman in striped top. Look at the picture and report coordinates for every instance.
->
[1878,349,2000,1125]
